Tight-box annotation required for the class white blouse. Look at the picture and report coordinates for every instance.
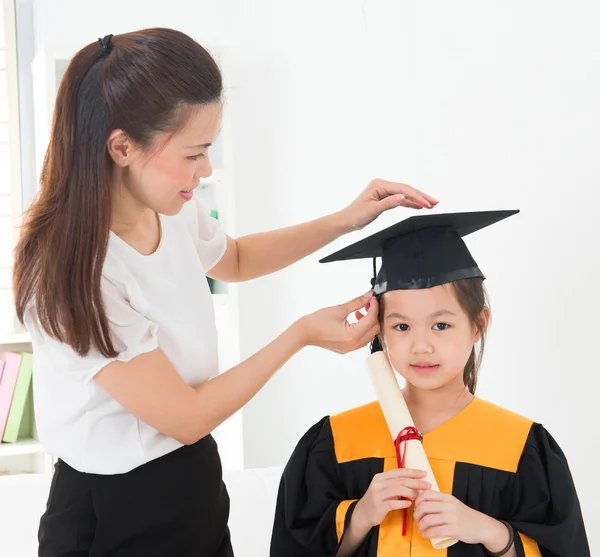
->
[24,196,227,474]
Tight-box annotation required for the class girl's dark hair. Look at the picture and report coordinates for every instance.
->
[449,278,489,394]
[376,277,489,394]
[13,28,223,357]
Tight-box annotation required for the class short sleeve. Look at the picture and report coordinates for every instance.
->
[182,195,228,271]
[24,277,160,383]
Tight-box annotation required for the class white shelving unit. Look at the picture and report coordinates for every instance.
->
[0,332,52,478]
[0,332,32,347]
[0,438,43,457]
[0,39,243,480]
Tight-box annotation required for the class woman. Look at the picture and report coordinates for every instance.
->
[13,28,438,556]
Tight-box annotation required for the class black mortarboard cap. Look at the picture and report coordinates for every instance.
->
[320,210,519,295]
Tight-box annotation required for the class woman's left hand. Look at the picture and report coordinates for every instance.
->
[340,179,439,232]
[413,491,510,549]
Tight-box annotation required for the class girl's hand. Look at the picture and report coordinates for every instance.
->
[352,468,431,530]
[414,491,513,551]
[339,179,439,232]
[297,292,380,354]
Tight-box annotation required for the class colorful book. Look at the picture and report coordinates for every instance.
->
[3,352,34,443]
[0,352,23,440]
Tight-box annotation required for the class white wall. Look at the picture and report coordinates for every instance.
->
[28,0,599,549]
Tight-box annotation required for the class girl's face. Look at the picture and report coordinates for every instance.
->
[382,284,484,391]
[114,102,222,216]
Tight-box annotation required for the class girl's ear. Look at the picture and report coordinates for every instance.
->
[378,331,389,353]
[474,307,491,342]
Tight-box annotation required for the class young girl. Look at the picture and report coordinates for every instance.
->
[270,211,590,557]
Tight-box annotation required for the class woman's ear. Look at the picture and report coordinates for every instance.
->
[107,129,138,167]
[474,307,491,342]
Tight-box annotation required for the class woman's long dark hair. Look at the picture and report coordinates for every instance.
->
[13,28,223,357]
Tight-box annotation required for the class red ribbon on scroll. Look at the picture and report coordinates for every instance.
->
[394,426,422,536]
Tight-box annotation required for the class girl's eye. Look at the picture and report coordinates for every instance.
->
[433,323,450,331]
[394,323,409,332]
[187,153,205,161]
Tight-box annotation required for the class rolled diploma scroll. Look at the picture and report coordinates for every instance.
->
[365,351,458,550]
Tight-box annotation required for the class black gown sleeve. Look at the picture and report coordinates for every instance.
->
[269,417,373,557]
[506,423,590,557]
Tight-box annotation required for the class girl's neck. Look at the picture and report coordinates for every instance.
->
[402,377,473,435]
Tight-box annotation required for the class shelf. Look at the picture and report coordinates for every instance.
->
[0,295,227,348]
[0,331,31,346]
[212,292,229,304]
[0,439,44,457]
[199,168,224,186]
[0,469,51,483]
[0,295,228,348]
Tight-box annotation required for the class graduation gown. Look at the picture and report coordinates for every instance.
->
[270,397,589,556]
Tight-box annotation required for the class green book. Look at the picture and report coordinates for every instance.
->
[207,209,222,293]
[2,352,34,443]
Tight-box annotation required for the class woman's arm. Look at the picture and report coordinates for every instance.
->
[95,324,303,445]
[94,293,379,445]
[208,179,438,282]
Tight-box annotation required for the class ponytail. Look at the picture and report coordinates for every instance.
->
[14,40,116,357]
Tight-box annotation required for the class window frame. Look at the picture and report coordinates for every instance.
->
[0,0,22,335]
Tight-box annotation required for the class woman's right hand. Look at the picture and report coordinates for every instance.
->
[353,469,432,529]
[297,291,380,354]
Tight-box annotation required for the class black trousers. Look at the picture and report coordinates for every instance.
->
[38,434,233,557]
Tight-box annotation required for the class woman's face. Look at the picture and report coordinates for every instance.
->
[118,102,222,216]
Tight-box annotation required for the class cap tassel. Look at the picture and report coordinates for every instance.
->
[371,256,377,287]
[369,256,383,354]
[370,335,383,353]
